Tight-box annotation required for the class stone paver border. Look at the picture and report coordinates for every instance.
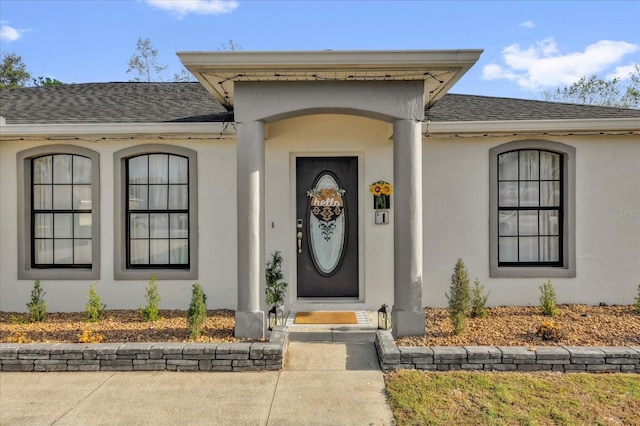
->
[0,327,287,372]
[375,330,640,373]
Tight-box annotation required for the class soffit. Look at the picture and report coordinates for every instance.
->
[177,50,483,110]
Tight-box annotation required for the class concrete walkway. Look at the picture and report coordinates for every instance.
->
[0,338,394,425]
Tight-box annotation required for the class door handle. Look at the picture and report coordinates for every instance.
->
[297,232,303,254]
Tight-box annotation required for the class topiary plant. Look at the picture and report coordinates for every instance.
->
[539,280,558,317]
[445,258,471,335]
[26,279,47,322]
[470,278,489,318]
[265,251,288,307]
[85,283,106,322]
[187,283,207,340]
[141,274,162,322]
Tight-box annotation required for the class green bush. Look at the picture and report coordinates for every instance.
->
[470,278,489,318]
[634,284,640,313]
[187,283,207,340]
[141,274,162,322]
[446,258,471,335]
[85,283,106,322]
[265,251,288,307]
[539,280,558,316]
[26,279,47,322]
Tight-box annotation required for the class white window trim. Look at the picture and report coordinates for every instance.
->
[114,144,198,280]
[489,140,576,278]
[17,145,101,280]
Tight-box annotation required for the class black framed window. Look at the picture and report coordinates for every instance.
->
[31,154,93,267]
[497,149,563,266]
[126,154,190,268]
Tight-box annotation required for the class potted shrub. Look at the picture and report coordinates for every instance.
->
[265,251,288,330]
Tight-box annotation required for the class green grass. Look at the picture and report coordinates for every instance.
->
[385,370,640,426]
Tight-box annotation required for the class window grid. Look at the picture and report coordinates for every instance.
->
[125,154,190,269]
[497,149,563,266]
[31,154,92,268]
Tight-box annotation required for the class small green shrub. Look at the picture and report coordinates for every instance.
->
[634,284,640,313]
[470,278,489,318]
[141,274,162,322]
[26,279,47,322]
[187,283,207,340]
[84,283,106,322]
[539,280,558,317]
[265,251,288,307]
[446,258,471,335]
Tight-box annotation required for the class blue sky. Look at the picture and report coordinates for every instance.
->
[1,0,639,100]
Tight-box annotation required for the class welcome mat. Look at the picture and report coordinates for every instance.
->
[294,311,358,325]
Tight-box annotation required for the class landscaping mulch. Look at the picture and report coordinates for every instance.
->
[397,305,640,347]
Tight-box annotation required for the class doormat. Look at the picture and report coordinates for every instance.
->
[294,311,358,325]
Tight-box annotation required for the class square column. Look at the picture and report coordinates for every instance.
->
[392,119,425,337]
[235,120,266,339]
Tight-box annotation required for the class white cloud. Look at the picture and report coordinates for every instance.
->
[482,38,639,91]
[0,22,27,42]
[145,0,238,17]
[519,20,535,29]
[606,63,639,81]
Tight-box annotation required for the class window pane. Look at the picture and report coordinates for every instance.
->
[168,185,188,210]
[498,182,518,207]
[33,185,52,210]
[540,152,560,180]
[498,211,517,236]
[73,185,92,210]
[54,239,73,264]
[54,213,73,238]
[499,237,518,262]
[129,156,148,184]
[169,156,188,184]
[519,237,539,262]
[540,237,559,262]
[129,185,148,210]
[540,210,560,235]
[170,239,189,264]
[519,182,539,207]
[130,213,149,238]
[74,213,92,238]
[34,239,53,264]
[519,151,539,180]
[150,213,169,238]
[53,185,72,210]
[150,239,169,264]
[34,213,53,238]
[540,182,560,207]
[519,211,538,236]
[149,154,168,184]
[130,240,149,264]
[148,185,168,210]
[170,213,189,238]
[53,155,72,184]
[33,156,52,184]
[74,239,92,264]
[498,152,518,180]
[73,156,92,184]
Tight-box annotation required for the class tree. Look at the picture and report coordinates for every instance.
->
[32,76,64,87]
[217,39,242,51]
[0,53,31,89]
[542,66,640,109]
[127,36,168,82]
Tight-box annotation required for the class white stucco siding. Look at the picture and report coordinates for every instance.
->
[422,135,640,308]
[0,138,239,312]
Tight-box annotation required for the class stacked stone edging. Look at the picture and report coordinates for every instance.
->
[375,330,640,373]
[0,327,287,372]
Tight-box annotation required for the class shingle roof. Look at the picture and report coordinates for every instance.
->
[1,82,639,125]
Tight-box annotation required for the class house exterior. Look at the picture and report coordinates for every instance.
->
[1,50,639,338]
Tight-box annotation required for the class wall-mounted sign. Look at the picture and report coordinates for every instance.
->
[369,180,393,210]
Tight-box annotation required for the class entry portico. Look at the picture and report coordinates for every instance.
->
[179,50,482,338]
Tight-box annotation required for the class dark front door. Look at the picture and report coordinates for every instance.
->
[296,157,358,298]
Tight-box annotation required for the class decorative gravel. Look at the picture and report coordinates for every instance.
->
[397,305,640,347]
